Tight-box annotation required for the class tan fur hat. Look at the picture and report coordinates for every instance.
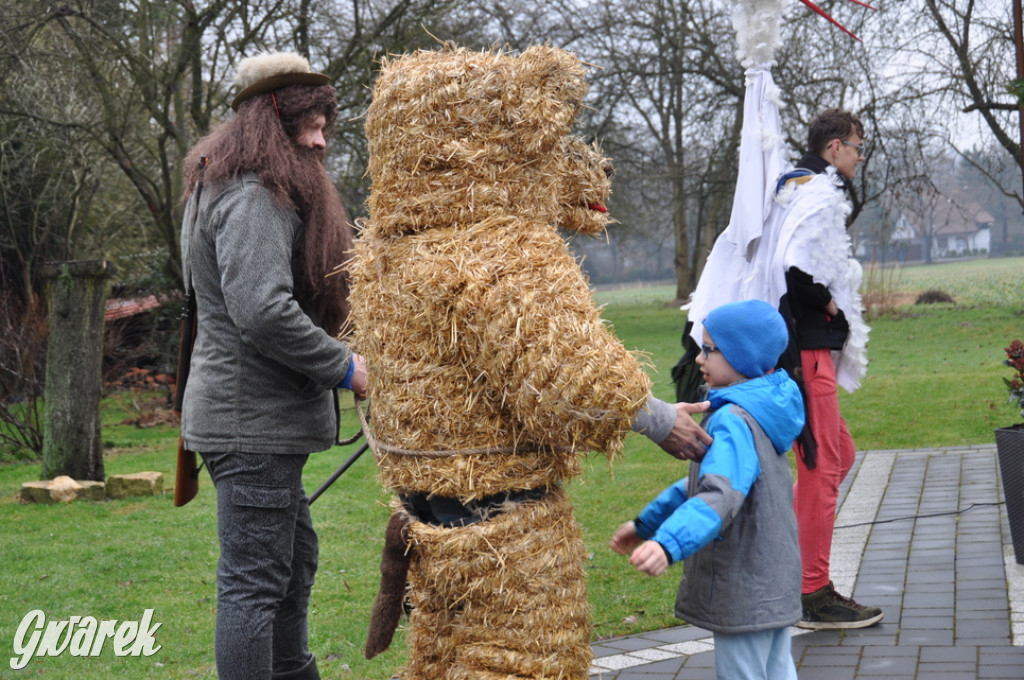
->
[232,51,330,111]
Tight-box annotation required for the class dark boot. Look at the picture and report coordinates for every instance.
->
[272,655,320,680]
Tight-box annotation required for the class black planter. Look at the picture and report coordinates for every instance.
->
[996,424,1024,565]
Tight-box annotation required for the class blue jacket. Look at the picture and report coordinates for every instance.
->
[635,370,804,633]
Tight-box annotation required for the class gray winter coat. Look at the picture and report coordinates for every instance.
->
[180,174,352,455]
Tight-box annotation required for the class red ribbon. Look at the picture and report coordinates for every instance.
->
[796,0,876,42]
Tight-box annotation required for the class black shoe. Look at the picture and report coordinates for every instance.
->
[796,581,884,630]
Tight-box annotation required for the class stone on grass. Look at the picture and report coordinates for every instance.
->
[19,476,106,504]
[105,471,164,499]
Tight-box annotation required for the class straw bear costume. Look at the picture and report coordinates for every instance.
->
[348,45,653,680]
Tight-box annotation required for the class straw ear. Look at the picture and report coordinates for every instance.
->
[516,45,588,130]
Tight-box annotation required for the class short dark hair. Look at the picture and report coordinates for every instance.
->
[807,109,864,155]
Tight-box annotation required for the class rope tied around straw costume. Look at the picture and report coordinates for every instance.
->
[335,425,363,447]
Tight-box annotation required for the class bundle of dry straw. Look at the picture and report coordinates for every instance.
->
[349,43,651,501]
[401,488,591,680]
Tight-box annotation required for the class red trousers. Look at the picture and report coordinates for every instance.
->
[792,348,856,594]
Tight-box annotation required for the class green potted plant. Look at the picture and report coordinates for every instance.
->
[996,339,1024,564]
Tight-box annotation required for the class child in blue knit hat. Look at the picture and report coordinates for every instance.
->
[611,299,805,680]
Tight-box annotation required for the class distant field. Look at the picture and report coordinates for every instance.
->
[593,256,1024,309]
[878,257,1024,307]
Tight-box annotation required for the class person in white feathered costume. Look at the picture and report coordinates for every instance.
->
[681,0,883,631]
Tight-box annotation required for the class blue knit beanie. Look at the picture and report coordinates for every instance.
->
[703,300,788,378]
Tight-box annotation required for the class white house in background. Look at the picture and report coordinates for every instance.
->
[856,201,993,262]
[925,203,992,259]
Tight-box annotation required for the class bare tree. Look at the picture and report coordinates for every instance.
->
[0,0,461,461]
[1,0,461,292]
[921,0,1022,211]
[579,0,741,302]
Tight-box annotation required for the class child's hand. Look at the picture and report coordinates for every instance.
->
[630,540,669,576]
[609,521,643,555]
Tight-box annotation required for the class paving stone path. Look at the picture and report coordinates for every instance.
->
[590,446,1024,680]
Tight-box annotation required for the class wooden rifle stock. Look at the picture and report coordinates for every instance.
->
[174,291,199,507]
[174,155,208,507]
[174,436,199,507]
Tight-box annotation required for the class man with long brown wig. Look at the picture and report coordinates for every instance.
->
[179,51,365,680]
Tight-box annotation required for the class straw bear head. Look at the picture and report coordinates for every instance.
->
[363,44,612,236]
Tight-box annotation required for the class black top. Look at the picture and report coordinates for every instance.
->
[778,152,851,352]
[783,266,850,351]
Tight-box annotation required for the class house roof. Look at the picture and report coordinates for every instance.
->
[911,199,994,238]
[105,295,162,321]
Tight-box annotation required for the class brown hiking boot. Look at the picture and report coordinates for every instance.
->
[796,581,884,630]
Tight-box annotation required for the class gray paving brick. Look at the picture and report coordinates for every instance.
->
[672,669,716,680]
[838,628,899,646]
[903,592,955,608]
[918,646,978,662]
[904,575,955,588]
[957,554,1005,568]
[956,566,1008,581]
[900,606,954,619]
[620,657,689,674]
[796,667,858,680]
[900,614,947,629]
[975,647,1024,664]
[957,578,1011,592]
[793,630,842,646]
[861,594,902,610]
[954,636,1011,646]
[599,635,672,652]
[959,596,1011,611]
[612,670,675,680]
[954,618,1010,636]
[978,665,1024,680]
[680,651,714,669]
[856,655,919,676]
[631,626,710,645]
[797,647,863,666]
[857,575,906,590]
[899,628,955,646]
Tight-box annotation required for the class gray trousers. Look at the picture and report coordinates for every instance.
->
[203,452,320,680]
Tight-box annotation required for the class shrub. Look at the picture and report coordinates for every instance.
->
[0,293,46,461]
[915,289,955,305]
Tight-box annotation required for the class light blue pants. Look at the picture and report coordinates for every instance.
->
[203,452,320,680]
[714,627,798,680]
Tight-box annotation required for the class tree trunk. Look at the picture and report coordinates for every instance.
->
[670,142,691,304]
[1015,0,1024,201]
[672,192,690,303]
[40,260,113,482]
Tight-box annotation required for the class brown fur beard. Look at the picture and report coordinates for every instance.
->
[184,84,353,335]
[289,143,354,336]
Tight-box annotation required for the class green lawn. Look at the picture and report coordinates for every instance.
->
[1,257,1022,678]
